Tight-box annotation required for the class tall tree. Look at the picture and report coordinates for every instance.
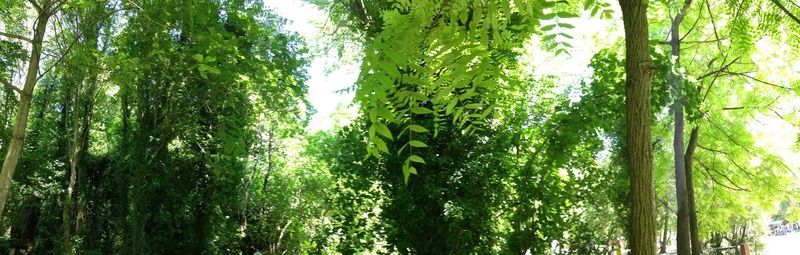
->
[684,126,701,255]
[667,0,694,254]
[59,0,108,250]
[0,0,62,221]
[618,0,657,254]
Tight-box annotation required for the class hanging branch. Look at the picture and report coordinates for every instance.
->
[771,0,800,25]
[705,118,754,156]
[695,158,749,192]
[720,71,793,90]
[696,57,740,81]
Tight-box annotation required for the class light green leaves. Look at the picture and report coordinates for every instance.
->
[353,0,553,185]
[401,154,424,184]
[409,140,428,148]
[370,122,393,140]
[408,155,425,164]
[409,124,429,133]
[410,107,433,114]
[402,164,417,185]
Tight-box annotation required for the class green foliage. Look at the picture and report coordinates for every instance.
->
[322,0,555,183]
[0,0,797,254]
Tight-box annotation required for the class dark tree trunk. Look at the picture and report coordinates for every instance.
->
[685,127,701,255]
[618,0,656,254]
[668,1,694,254]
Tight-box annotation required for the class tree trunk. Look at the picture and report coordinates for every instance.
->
[62,148,77,249]
[62,106,81,253]
[263,126,274,192]
[618,0,656,254]
[684,127,701,255]
[669,1,693,254]
[0,11,50,221]
[62,58,98,255]
[660,205,669,254]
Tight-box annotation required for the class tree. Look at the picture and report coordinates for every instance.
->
[0,0,63,222]
[618,0,657,254]
[56,1,110,251]
[666,1,694,254]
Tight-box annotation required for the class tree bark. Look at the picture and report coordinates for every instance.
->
[62,84,79,253]
[684,127,701,255]
[668,1,694,254]
[0,10,51,221]
[618,0,656,254]
[660,204,669,254]
[263,126,274,193]
[63,88,94,253]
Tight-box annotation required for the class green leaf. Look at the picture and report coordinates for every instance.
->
[373,138,389,153]
[409,124,429,133]
[407,166,417,174]
[556,12,579,18]
[410,92,429,101]
[465,103,482,109]
[377,106,395,120]
[409,140,428,148]
[557,23,575,29]
[368,123,376,138]
[583,0,595,10]
[409,155,425,164]
[402,164,418,185]
[374,123,393,140]
[541,24,556,31]
[445,98,459,115]
[411,107,433,114]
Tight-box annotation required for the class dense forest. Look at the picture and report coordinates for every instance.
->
[0,0,799,254]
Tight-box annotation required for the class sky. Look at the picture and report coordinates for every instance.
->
[264,0,359,131]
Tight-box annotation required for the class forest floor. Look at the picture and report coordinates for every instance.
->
[760,231,800,255]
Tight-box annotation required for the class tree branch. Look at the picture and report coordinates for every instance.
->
[0,31,33,43]
[37,8,127,82]
[722,106,744,110]
[697,144,729,155]
[697,57,740,80]
[695,158,750,192]
[721,71,793,90]
[27,0,42,12]
[682,37,730,44]
[0,76,23,95]
[678,0,699,41]
[771,0,800,25]
[706,118,753,156]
